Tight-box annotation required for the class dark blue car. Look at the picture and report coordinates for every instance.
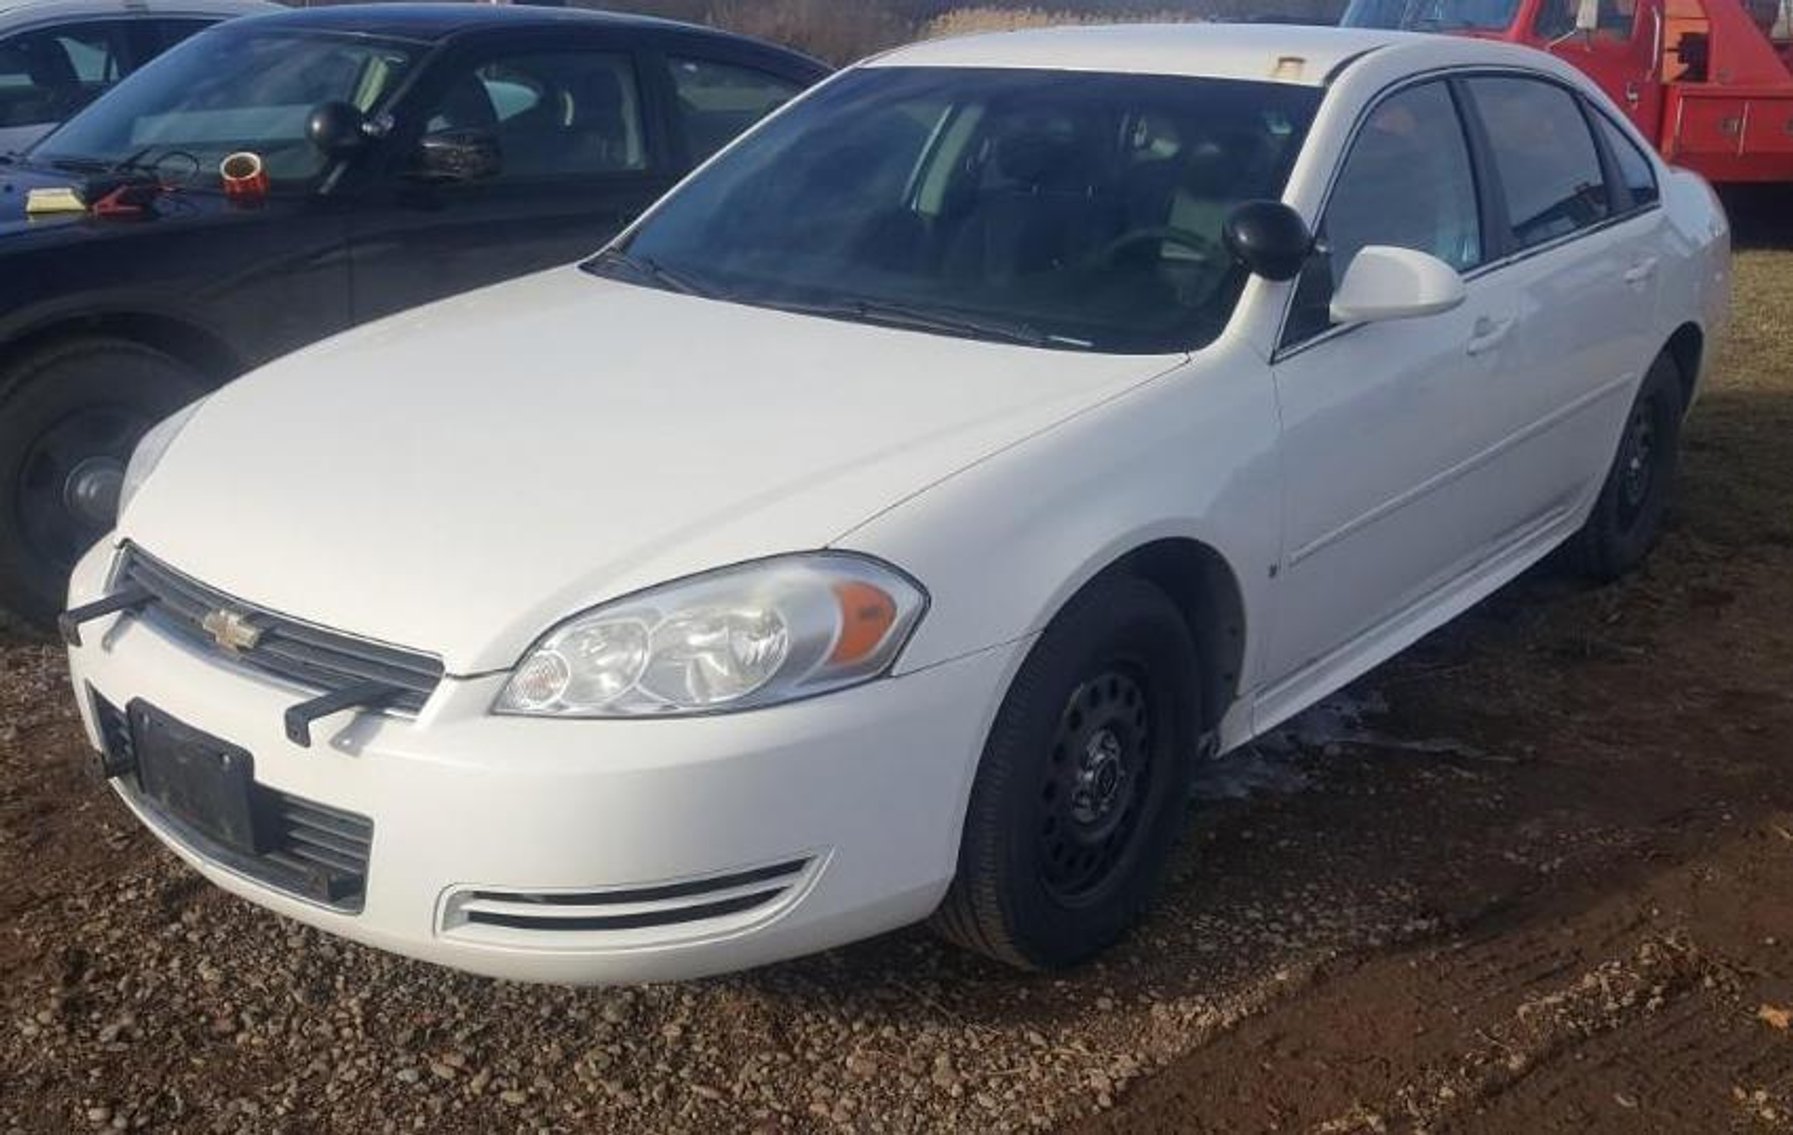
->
[0,3,827,623]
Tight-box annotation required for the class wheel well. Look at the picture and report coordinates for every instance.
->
[1665,322,1703,408]
[1,314,240,389]
[1111,538,1246,736]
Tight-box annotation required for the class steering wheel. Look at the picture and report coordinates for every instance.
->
[1098,226,1219,266]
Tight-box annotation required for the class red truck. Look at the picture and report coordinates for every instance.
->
[1342,0,1793,182]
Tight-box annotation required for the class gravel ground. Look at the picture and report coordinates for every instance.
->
[3,232,1792,1135]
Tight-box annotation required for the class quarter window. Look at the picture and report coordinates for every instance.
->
[1284,81,1481,345]
[421,51,648,179]
[669,57,803,163]
[1593,110,1659,208]
[1468,76,1610,249]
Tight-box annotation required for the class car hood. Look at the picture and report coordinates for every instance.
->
[121,268,1179,673]
[0,162,243,241]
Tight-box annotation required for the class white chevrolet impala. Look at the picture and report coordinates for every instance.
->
[63,25,1729,983]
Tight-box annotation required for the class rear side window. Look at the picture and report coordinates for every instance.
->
[1593,110,1659,208]
[669,57,803,163]
[150,19,217,54]
[1468,76,1610,249]
[420,50,648,178]
[1284,80,1482,345]
[0,23,124,127]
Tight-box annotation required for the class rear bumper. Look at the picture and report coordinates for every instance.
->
[66,543,1019,984]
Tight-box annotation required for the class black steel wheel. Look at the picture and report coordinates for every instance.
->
[931,573,1199,970]
[1037,668,1155,904]
[1569,352,1683,582]
[0,338,206,626]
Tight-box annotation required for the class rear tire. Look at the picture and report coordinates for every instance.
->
[0,338,206,627]
[1568,352,1683,582]
[930,574,1200,970]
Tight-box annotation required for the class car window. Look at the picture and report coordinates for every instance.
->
[149,18,218,54]
[0,24,124,128]
[420,50,647,179]
[1468,76,1610,250]
[34,28,419,187]
[1534,0,1635,39]
[608,66,1322,354]
[669,56,804,163]
[1341,0,1523,32]
[1284,81,1481,346]
[1593,110,1659,208]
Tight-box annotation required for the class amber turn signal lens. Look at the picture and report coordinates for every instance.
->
[830,581,898,664]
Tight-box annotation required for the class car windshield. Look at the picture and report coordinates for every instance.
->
[29,27,419,188]
[1340,0,1523,32]
[593,67,1321,354]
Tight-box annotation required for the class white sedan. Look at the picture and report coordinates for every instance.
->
[63,24,1729,983]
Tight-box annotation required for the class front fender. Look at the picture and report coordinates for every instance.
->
[839,346,1282,740]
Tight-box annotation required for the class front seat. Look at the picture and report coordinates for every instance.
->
[563,67,636,172]
[944,128,1113,284]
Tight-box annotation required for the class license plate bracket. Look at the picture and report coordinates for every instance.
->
[128,700,263,854]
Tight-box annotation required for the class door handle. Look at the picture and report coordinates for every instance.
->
[1623,257,1660,286]
[1466,315,1515,357]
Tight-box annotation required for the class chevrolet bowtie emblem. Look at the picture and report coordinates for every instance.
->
[201,608,262,653]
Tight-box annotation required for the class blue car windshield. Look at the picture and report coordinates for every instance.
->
[1341,0,1523,31]
[31,27,419,187]
[592,67,1321,354]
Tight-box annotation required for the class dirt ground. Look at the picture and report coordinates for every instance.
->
[3,211,1792,1135]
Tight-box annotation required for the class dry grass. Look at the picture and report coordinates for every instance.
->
[606,1,1342,63]
[922,7,1199,38]
[705,0,917,62]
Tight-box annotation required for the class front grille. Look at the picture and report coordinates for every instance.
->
[117,546,443,714]
[445,858,815,935]
[94,693,375,912]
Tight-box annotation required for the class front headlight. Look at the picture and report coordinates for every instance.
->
[117,398,205,518]
[495,554,927,718]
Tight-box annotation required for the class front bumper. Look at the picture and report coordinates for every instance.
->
[65,543,1019,984]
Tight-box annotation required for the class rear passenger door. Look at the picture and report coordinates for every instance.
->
[346,33,680,324]
[661,53,806,166]
[1459,75,1665,524]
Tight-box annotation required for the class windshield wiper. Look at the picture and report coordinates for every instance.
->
[40,155,112,173]
[586,247,713,298]
[768,295,1054,349]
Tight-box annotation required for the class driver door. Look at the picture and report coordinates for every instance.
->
[1262,79,1525,695]
[345,33,677,325]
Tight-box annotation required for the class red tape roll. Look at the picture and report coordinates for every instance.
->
[219,151,268,204]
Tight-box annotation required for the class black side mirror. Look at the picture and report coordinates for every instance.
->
[307,100,368,157]
[412,128,502,182]
[1222,200,1313,282]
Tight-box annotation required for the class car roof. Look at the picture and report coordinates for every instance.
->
[868,23,1543,87]
[0,0,276,26]
[215,2,719,45]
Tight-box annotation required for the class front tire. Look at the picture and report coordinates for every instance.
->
[1568,352,1684,582]
[0,338,207,627]
[931,574,1200,970]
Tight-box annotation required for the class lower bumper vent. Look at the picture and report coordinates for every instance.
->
[94,693,374,912]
